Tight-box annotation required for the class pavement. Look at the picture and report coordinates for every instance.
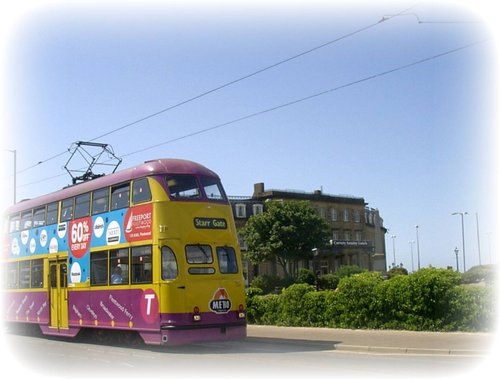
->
[247,324,497,356]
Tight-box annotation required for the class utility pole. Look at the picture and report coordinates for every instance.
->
[476,212,482,266]
[7,149,16,204]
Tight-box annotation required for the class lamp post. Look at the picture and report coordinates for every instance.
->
[454,247,460,272]
[452,212,468,272]
[391,235,397,267]
[409,240,415,272]
[415,225,421,270]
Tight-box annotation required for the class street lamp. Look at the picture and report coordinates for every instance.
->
[409,241,415,272]
[452,212,468,272]
[415,225,421,270]
[391,235,397,267]
[454,247,460,272]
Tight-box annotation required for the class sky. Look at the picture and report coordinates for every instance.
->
[0,0,498,272]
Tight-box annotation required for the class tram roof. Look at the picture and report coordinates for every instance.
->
[6,159,219,214]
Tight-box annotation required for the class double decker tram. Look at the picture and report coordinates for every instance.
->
[3,159,247,345]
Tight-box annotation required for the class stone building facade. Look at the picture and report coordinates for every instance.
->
[229,183,387,285]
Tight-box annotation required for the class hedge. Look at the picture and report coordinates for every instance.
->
[246,268,496,332]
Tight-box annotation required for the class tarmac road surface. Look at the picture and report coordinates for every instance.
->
[1,325,495,379]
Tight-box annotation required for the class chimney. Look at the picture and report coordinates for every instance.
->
[253,182,265,197]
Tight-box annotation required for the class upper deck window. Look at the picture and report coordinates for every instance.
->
[75,193,91,219]
[20,210,32,230]
[92,188,109,215]
[132,178,152,204]
[200,176,226,201]
[46,202,59,225]
[111,184,130,210]
[9,214,20,233]
[33,207,46,227]
[166,175,201,199]
[61,198,74,222]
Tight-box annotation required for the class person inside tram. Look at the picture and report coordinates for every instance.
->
[111,265,123,284]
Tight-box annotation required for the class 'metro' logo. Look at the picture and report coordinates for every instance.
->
[209,288,232,314]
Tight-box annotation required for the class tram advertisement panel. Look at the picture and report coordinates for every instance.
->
[6,204,153,283]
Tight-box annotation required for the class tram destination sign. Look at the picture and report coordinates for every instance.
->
[193,217,228,230]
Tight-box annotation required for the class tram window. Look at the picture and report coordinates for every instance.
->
[188,267,215,275]
[132,178,152,204]
[31,259,43,288]
[19,260,31,288]
[110,248,129,284]
[217,247,238,274]
[161,246,178,280]
[90,251,108,286]
[61,198,74,222]
[46,202,59,225]
[9,214,20,233]
[166,174,201,199]
[201,176,226,201]
[186,245,213,264]
[131,245,152,284]
[50,265,57,288]
[33,207,46,227]
[111,184,130,210]
[7,262,18,289]
[21,210,32,230]
[92,188,109,215]
[74,193,91,219]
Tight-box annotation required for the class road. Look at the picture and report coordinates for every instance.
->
[1,327,493,379]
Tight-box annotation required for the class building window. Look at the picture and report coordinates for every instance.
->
[318,207,326,219]
[235,204,246,218]
[355,231,362,241]
[331,208,338,222]
[344,231,351,241]
[343,209,349,222]
[332,231,339,241]
[354,210,361,223]
[252,204,263,216]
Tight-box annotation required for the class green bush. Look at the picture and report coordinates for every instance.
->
[297,268,316,285]
[405,268,462,330]
[336,272,383,328]
[278,283,316,326]
[462,265,497,285]
[317,274,339,290]
[250,275,285,294]
[335,265,366,279]
[245,267,495,332]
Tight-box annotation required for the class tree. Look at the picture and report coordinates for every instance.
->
[241,200,329,277]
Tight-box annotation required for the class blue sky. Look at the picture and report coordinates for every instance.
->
[1,0,498,271]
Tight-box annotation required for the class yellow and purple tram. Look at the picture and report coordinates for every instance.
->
[3,159,246,345]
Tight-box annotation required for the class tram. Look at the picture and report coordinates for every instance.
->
[3,159,246,345]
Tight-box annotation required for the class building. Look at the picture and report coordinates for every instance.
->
[229,183,387,284]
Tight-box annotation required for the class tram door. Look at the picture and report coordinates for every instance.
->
[49,260,69,330]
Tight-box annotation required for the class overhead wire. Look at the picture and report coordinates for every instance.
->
[13,4,416,176]
[119,40,486,158]
[16,39,485,189]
